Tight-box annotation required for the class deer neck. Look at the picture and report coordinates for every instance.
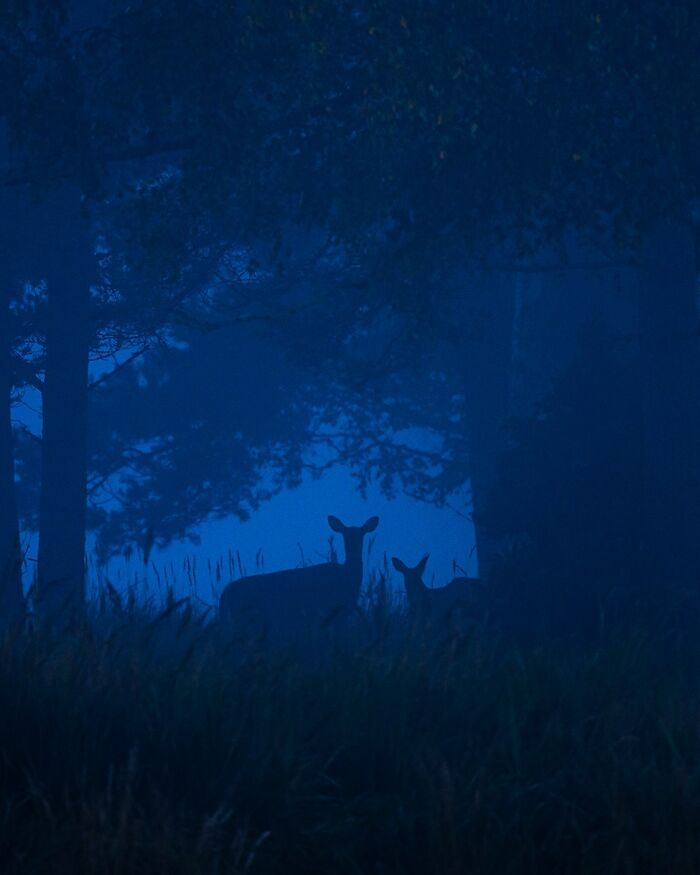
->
[341,543,364,588]
[344,554,362,574]
[406,579,426,601]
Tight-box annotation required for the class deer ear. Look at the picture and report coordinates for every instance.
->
[416,554,430,574]
[328,515,346,533]
[362,516,379,533]
[392,557,408,573]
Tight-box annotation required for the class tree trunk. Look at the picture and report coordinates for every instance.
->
[463,272,518,579]
[638,219,700,586]
[0,285,23,625]
[0,169,26,627]
[36,187,94,627]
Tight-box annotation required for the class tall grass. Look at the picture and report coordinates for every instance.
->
[2,583,700,874]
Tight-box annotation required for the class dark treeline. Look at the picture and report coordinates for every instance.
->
[1,3,700,869]
[1,0,698,632]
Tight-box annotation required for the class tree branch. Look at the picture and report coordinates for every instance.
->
[482,260,636,274]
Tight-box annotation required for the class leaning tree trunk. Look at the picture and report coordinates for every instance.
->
[638,218,700,587]
[35,186,94,628]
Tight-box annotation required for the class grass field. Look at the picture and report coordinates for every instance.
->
[1,589,700,874]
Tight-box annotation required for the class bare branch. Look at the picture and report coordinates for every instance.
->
[88,345,150,390]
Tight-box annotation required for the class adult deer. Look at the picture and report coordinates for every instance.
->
[220,515,379,640]
[392,554,486,626]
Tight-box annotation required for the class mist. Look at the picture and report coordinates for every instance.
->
[1,2,699,872]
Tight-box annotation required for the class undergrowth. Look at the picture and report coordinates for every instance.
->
[1,593,700,874]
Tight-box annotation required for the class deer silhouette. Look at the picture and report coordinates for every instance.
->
[392,554,485,625]
[220,515,379,639]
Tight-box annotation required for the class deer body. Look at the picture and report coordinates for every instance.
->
[220,516,378,639]
[392,555,485,625]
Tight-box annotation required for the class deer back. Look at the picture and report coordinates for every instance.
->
[425,575,486,620]
[220,561,359,630]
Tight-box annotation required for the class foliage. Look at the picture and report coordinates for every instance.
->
[87,324,312,559]
[303,1,700,253]
[4,0,700,593]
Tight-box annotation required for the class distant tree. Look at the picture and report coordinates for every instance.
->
[0,1,395,605]
[0,0,316,620]
[482,322,647,635]
[282,1,700,585]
